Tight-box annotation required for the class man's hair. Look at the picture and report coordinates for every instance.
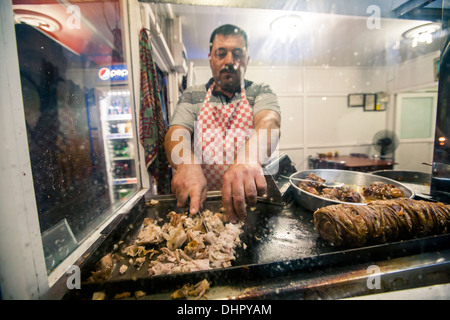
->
[209,24,248,53]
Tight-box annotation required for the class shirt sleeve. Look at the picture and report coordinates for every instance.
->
[250,83,281,117]
[169,89,199,132]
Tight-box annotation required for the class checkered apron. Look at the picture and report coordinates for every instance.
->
[195,82,254,190]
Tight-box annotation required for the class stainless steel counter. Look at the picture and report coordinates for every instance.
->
[132,247,450,300]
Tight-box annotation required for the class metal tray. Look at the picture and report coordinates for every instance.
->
[59,193,450,300]
[289,169,415,212]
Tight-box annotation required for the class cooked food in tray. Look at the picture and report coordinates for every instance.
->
[297,173,404,203]
[314,198,450,247]
[88,209,243,282]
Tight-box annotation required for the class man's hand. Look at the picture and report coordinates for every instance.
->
[171,163,207,215]
[221,110,280,223]
[164,125,207,215]
[222,163,267,223]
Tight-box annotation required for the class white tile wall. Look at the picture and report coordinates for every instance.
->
[393,51,440,92]
[305,66,389,94]
[305,96,386,145]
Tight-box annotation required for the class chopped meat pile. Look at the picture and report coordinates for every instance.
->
[298,173,404,203]
[147,210,243,276]
[88,209,244,283]
[362,181,405,200]
[321,185,364,203]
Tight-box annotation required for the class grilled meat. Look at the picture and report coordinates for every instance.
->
[313,198,450,247]
[135,218,164,245]
[362,181,404,200]
[119,265,128,275]
[89,209,244,282]
[298,173,404,203]
[147,210,243,275]
[298,173,325,190]
[163,222,187,250]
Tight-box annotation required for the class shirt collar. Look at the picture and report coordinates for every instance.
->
[205,77,253,101]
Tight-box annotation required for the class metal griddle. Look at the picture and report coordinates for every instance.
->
[60,193,450,300]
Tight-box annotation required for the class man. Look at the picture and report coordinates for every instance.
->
[164,24,281,223]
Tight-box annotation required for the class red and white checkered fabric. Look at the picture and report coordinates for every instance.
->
[195,82,253,190]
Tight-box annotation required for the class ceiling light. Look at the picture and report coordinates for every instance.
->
[270,14,302,42]
[402,22,441,48]
[14,9,62,33]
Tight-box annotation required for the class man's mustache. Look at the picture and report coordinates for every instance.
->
[220,64,238,74]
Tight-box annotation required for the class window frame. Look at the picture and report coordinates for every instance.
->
[0,0,150,299]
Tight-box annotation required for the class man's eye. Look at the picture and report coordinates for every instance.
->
[215,50,227,58]
[233,49,245,59]
[214,49,245,60]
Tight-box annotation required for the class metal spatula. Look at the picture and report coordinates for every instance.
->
[196,210,211,233]
[257,172,283,204]
[257,153,297,204]
[288,177,345,188]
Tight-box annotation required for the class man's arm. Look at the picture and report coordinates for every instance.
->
[164,125,207,214]
[222,110,281,223]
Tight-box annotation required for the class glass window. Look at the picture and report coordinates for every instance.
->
[13,0,140,274]
[400,96,435,139]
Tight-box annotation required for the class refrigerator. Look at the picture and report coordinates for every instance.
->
[96,65,139,204]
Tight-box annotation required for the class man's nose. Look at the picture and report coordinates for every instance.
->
[224,50,234,64]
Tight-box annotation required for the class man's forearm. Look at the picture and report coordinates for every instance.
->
[164,125,198,169]
[235,110,281,166]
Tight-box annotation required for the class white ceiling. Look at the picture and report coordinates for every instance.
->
[168,2,445,67]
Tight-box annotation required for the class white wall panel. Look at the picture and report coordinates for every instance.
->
[305,96,386,145]
[305,67,389,93]
[277,96,303,148]
[245,66,303,93]
[393,51,440,92]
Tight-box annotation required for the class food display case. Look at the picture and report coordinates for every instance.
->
[2,0,450,302]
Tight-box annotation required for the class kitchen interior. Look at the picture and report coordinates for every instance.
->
[1,0,450,300]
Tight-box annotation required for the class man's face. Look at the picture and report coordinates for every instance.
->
[209,34,249,96]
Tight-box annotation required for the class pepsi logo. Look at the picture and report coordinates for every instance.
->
[98,67,111,81]
[98,66,128,81]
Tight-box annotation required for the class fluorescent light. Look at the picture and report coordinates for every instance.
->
[270,14,302,43]
[14,9,62,33]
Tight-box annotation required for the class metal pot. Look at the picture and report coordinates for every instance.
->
[290,169,415,212]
